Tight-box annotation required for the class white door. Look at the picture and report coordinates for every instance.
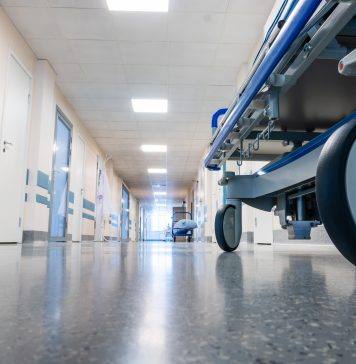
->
[0,55,32,243]
[94,156,104,241]
[72,136,85,242]
[254,209,274,245]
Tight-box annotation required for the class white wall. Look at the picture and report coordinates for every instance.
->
[0,8,138,242]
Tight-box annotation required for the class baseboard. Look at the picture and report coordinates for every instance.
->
[241,231,254,243]
[23,230,48,242]
[81,235,95,241]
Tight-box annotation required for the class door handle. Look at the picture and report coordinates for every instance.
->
[3,140,13,152]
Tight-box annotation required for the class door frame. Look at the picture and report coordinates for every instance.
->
[0,50,33,243]
[72,134,86,242]
[48,107,73,242]
[94,155,103,241]
[121,184,130,242]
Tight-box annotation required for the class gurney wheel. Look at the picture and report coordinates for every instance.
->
[215,204,240,252]
[316,118,356,266]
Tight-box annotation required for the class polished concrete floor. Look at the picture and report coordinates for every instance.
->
[0,241,355,364]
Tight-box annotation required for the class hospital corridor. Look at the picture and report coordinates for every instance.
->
[0,0,355,363]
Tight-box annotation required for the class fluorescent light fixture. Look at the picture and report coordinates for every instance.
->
[132,99,168,113]
[141,145,167,153]
[154,192,167,196]
[148,168,167,174]
[155,199,166,203]
[155,203,166,207]
[107,0,169,12]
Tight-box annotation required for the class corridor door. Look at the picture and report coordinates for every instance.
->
[121,186,129,242]
[0,54,32,243]
[49,110,72,241]
[72,136,85,242]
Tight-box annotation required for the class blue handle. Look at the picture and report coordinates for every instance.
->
[204,0,322,169]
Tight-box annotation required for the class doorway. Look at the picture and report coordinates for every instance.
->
[121,185,129,242]
[0,54,32,243]
[72,136,85,242]
[49,109,72,241]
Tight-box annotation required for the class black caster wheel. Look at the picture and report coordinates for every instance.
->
[316,118,356,266]
[188,236,192,242]
[173,237,176,242]
[215,204,241,252]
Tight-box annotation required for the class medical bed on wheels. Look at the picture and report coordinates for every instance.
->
[172,211,196,242]
[205,0,356,265]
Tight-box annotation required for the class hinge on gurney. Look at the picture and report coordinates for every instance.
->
[237,119,276,166]
[237,87,279,166]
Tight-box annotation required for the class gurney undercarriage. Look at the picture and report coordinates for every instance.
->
[205,0,356,265]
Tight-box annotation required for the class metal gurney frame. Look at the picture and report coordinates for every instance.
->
[205,0,356,265]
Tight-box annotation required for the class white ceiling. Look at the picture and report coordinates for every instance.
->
[1,0,276,201]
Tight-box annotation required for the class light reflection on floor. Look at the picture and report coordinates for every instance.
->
[0,241,355,363]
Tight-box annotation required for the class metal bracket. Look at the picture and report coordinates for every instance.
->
[287,220,321,239]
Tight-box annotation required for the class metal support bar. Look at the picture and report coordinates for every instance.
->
[245,130,321,142]
[287,187,316,200]
[204,0,322,169]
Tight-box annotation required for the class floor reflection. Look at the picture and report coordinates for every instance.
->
[0,242,354,363]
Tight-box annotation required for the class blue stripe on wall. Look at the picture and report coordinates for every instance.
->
[69,191,75,204]
[111,214,118,223]
[36,194,49,207]
[26,169,29,185]
[83,199,95,212]
[37,170,49,190]
[68,208,74,215]
[82,212,95,221]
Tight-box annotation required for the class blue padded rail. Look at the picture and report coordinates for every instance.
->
[204,0,322,170]
[256,113,356,176]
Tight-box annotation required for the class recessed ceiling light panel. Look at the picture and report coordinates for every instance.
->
[107,0,169,12]
[132,99,168,113]
[154,191,167,196]
[141,145,167,153]
[148,168,167,174]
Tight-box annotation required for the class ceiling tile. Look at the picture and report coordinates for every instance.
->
[61,82,128,99]
[55,8,115,40]
[169,42,217,66]
[53,63,86,82]
[28,39,74,63]
[112,13,168,42]
[69,40,121,64]
[119,42,169,65]
[169,66,237,86]
[227,0,276,14]
[48,0,107,8]
[128,84,168,99]
[168,13,225,42]
[1,0,48,5]
[205,85,237,101]
[3,7,61,38]
[124,65,169,84]
[80,63,126,83]
[168,85,205,100]
[214,43,251,67]
[169,0,229,13]
[221,13,267,43]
